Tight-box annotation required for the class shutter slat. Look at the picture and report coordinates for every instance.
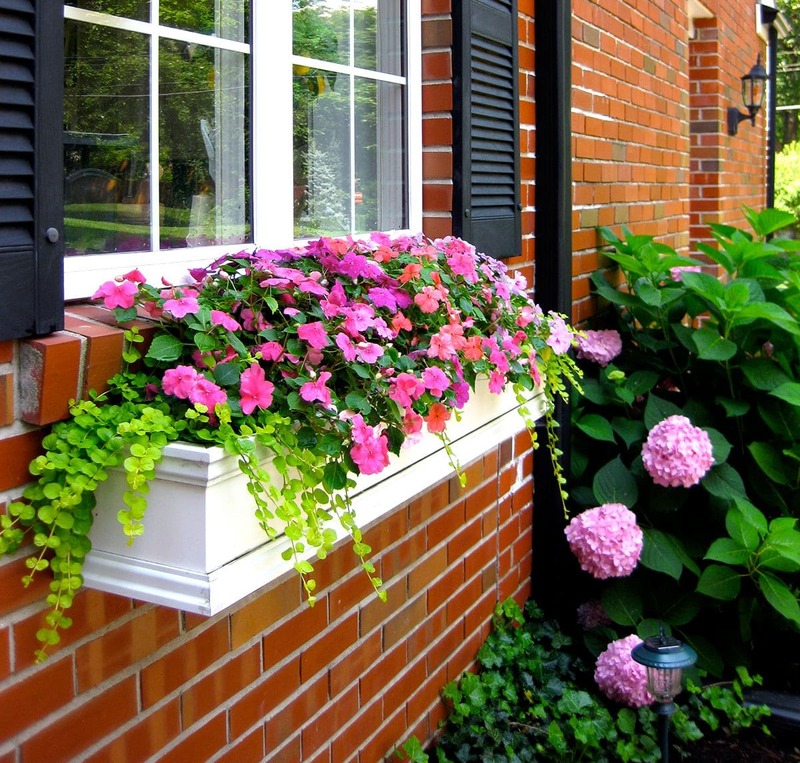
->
[0,178,32,199]
[0,132,33,153]
[0,204,32,223]
[0,61,33,84]
[0,106,32,130]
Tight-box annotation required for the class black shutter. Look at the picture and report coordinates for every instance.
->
[453,0,520,259]
[0,0,64,340]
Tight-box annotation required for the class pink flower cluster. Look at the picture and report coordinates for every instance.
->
[575,329,623,367]
[564,503,643,579]
[594,634,653,707]
[162,365,227,413]
[642,415,714,488]
[669,265,702,282]
[93,233,579,484]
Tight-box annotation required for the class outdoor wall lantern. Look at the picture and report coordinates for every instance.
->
[631,628,698,763]
[727,55,768,136]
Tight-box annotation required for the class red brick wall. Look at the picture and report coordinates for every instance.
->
[690,7,768,252]
[570,0,767,325]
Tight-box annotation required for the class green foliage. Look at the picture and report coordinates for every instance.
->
[571,208,800,676]
[1,236,581,660]
[394,600,771,762]
[775,141,800,220]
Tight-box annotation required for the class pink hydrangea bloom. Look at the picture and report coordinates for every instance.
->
[642,415,714,488]
[564,503,643,579]
[595,635,654,708]
[576,329,623,367]
[669,265,702,282]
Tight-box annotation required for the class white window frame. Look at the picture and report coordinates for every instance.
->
[63,1,422,301]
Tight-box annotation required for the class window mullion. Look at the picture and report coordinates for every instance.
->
[150,0,161,252]
[349,5,356,233]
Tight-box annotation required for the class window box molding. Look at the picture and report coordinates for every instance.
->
[82,381,543,615]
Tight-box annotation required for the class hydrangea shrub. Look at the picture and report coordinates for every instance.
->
[568,207,800,680]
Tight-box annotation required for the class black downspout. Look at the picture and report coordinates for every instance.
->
[763,6,779,207]
[532,0,576,616]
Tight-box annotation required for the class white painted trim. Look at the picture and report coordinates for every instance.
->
[687,0,713,40]
[82,389,544,615]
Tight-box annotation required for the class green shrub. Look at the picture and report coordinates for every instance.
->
[395,600,770,762]
[569,207,800,678]
[775,141,800,222]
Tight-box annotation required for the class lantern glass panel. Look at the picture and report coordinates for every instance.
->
[646,666,683,703]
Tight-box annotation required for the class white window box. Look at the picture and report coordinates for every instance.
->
[82,382,543,615]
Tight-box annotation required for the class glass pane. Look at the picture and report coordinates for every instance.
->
[159,40,250,249]
[354,77,405,232]
[294,71,351,237]
[293,0,349,66]
[64,20,151,256]
[354,0,403,75]
[66,0,150,22]
[160,0,249,44]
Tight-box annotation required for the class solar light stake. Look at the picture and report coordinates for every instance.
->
[631,627,697,763]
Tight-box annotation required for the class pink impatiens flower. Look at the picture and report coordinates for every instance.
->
[488,371,506,394]
[298,321,330,350]
[239,364,274,415]
[576,329,623,367]
[162,365,200,399]
[189,377,227,412]
[93,279,139,310]
[595,635,653,708]
[389,373,425,408]
[564,503,643,579]
[422,366,449,398]
[299,371,333,408]
[349,417,390,475]
[642,415,714,488]
[163,290,200,318]
[211,310,241,332]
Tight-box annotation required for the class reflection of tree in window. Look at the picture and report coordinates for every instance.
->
[64,1,250,255]
[292,2,387,237]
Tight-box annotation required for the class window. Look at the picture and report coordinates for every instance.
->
[62,1,421,300]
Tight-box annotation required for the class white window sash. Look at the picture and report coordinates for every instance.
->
[63,1,421,301]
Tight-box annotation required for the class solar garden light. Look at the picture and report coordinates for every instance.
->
[631,627,697,763]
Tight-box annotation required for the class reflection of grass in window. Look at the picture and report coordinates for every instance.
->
[66,207,250,254]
